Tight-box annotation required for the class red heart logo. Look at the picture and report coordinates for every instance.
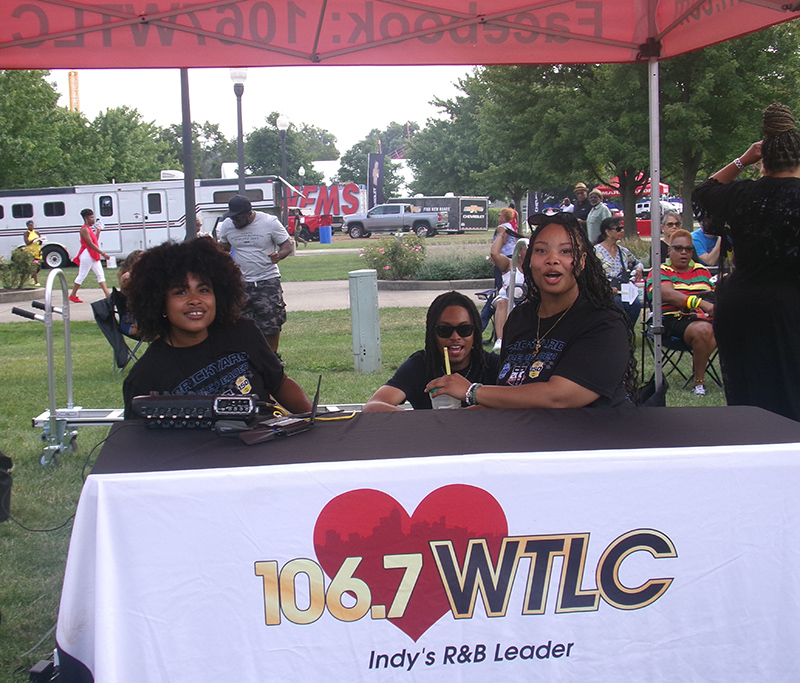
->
[314,484,508,641]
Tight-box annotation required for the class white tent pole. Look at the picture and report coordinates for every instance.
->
[648,56,664,392]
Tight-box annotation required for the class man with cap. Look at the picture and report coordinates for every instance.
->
[218,195,293,353]
[571,183,592,228]
[586,187,612,243]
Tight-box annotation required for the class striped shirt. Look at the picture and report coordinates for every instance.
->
[647,261,713,316]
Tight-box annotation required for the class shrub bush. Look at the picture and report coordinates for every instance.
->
[415,246,494,281]
[0,248,37,290]
[360,234,426,280]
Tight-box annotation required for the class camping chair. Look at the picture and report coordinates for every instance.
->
[640,286,721,389]
[91,289,144,372]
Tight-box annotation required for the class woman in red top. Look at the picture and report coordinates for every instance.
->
[70,208,110,302]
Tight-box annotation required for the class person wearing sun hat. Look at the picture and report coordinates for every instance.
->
[586,187,612,243]
[571,182,592,228]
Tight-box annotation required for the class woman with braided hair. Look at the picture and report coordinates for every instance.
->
[426,212,637,409]
[693,102,800,421]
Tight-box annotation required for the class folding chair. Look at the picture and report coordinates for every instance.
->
[640,290,721,389]
[91,289,144,372]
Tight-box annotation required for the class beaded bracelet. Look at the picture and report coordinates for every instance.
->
[465,382,483,407]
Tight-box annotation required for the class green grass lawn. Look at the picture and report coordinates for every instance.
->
[0,297,723,679]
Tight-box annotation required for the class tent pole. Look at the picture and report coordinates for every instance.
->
[180,68,197,241]
[648,57,664,393]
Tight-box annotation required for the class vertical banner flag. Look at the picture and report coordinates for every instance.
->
[367,154,384,209]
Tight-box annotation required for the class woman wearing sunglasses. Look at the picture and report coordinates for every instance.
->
[594,216,643,325]
[658,211,682,265]
[362,291,501,411]
[426,213,636,409]
[646,229,716,396]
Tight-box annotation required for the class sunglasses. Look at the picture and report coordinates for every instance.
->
[669,245,693,253]
[435,324,476,339]
[611,226,625,232]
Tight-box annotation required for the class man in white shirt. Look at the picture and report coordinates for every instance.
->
[218,195,292,352]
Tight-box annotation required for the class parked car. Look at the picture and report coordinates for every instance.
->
[635,200,682,220]
[343,203,448,238]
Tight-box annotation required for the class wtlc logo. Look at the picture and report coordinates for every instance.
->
[253,485,677,641]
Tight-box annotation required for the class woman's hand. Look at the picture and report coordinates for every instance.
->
[425,373,471,402]
[699,299,714,316]
[740,141,763,167]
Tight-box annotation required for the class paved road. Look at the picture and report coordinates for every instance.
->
[1,280,489,323]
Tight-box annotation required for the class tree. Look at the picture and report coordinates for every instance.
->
[92,106,176,183]
[333,122,415,197]
[297,123,339,161]
[406,71,490,196]
[246,113,324,185]
[660,24,800,224]
[0,70,107,189]
[158,121,235,179]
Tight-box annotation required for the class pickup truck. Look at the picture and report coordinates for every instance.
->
[343,203,448,239]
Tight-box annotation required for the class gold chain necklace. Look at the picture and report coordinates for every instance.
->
[533,303,575,356]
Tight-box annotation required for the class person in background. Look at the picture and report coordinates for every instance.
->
[427,213,635,409]
[693,102,800,420]
[691,221,724,267]
[23,220,43,285]
[586,187,612,243]
[507,202,519,230]
[122,237,310,418]
[70,208,110,303]
[489,224,527,352]
[115,250,143,338]
[594,216,643,326]
[647,229,716,396]
[656,211,682,265]
[217,195,293,353]
[363,291,500,411]
[559,198,574,213]
[571,183,592,229]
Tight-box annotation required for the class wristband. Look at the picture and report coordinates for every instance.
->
[465,382,483,407]
[733,157,745,171]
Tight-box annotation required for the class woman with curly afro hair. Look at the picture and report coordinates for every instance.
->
[426,212,637,409]
[122,237,311,417]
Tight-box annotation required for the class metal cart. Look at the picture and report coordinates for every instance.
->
[12,270,123,465]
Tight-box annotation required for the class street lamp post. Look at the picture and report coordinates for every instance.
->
[277,115,290,226]
[230,68,247,196]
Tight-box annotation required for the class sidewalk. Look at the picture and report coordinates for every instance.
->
[0,280,493,323]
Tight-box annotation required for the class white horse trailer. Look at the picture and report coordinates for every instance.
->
[0,176,281,268]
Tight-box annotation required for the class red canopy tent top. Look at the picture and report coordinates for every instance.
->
[1,0,798,70]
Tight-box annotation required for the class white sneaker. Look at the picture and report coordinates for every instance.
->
[492,338,503,353]
[692,383,706,396]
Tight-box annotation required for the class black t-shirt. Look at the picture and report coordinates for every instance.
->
[572,199,591,223]
[123,318,285,417]
[386,349,502,409]
[499,296,629,407]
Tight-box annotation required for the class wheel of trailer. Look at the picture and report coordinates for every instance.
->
[66,437,78,453]
[300,226,313,242]
[414,223,429,238]
[42,245,70,269]
[348,224,364,239]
